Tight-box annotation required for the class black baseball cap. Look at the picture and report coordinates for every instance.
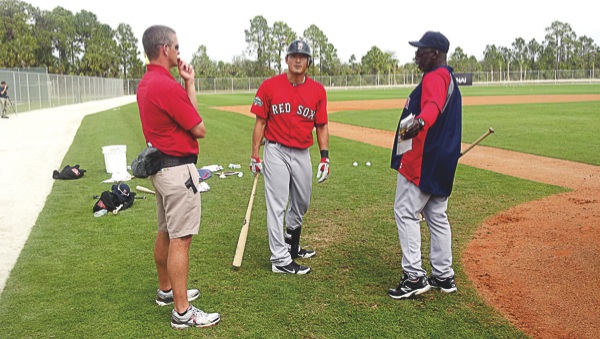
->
[409,31,450,53]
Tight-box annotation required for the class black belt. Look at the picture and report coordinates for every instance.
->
[161,154,197,168]
[266,139,287,147]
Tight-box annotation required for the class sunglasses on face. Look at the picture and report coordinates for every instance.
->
[158,44,179,51]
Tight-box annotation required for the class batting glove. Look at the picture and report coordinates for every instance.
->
[316,157,330,183]
[250,156,262,176]
[401,118,425,140]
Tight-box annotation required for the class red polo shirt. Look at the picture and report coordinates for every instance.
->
[137,64,202,157]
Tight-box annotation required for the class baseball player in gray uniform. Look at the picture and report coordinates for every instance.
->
[250,40,330,275]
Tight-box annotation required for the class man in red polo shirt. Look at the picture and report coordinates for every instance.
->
[137,25,219,329]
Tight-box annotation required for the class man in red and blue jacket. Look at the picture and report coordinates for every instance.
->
[388,31,462,299]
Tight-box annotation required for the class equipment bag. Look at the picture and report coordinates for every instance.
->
[93,191,118,213]
[93,184,136,214]
[111,183,136,210]
[52,164,86,180]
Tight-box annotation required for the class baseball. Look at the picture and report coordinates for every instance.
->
[352,162,358,167]
[366,161,371,166]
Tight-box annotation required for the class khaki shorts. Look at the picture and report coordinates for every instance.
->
[151,163,201,238]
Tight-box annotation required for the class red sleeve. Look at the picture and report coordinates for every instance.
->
[314,84,328,125]
[418,68,450,127]
[162,84,202,130]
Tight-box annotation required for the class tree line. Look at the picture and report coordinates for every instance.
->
[0,0,143,78]
[2,0,598,80]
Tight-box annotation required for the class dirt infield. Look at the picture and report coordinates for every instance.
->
[217,94,600,115]
[214,94,600,338]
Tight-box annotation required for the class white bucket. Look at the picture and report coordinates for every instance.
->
[102,145,127,174]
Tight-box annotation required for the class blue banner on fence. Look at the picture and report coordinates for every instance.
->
[454,73,473,86]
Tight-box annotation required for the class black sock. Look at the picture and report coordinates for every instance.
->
[161,289,172,294]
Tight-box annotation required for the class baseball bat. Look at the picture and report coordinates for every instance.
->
[232,174,260,268]
[460,127,495,157]
[136,185,155,195]
[92,195,146,199]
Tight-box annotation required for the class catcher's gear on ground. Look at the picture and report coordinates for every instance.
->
[316,157,330,183]
[401,118,425,140]
[93,185,136,215]
[250,156,262,176]
[111,183,133,205]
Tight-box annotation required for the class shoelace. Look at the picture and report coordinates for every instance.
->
[190,307,208,318]
[192,306,208,319]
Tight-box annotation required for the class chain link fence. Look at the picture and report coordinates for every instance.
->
[1,68,598,113]
[0,69,124,113]
[126,69,600,94]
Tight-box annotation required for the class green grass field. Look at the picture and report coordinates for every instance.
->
[0,84,597,337]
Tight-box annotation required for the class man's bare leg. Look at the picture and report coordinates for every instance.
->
[167,235,193,313]
[154,231,171,291]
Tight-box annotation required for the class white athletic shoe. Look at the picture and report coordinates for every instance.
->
[171,304,220,329]
[156,288,200,306]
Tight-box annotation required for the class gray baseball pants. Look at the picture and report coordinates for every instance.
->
[263,141,312,266]
[394,173,454,278]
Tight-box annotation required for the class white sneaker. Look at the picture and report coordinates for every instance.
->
[272,261,311,274]
[156,288,200,306]
[171,304,220,329]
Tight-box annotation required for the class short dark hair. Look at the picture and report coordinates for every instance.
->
[142,25,176,60]
[1,81,6,85]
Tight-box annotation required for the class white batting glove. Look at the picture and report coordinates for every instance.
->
[250,156,262,176]
[316,157,330,183]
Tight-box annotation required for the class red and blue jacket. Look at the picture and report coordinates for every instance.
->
[390,65,462,196]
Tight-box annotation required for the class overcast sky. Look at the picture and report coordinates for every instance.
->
[24,0,599,65]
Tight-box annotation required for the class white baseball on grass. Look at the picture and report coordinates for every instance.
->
[352,162,358,166]
[366,161,371,166]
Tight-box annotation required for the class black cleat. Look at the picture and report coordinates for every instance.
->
[388,273,431,299]
[272,261,311,275]
[295,247,316,259]
[428,275,457,293]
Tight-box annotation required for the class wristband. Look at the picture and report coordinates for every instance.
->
[320,149,329,158]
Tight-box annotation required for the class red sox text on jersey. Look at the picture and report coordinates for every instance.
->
[270,102,316,120]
